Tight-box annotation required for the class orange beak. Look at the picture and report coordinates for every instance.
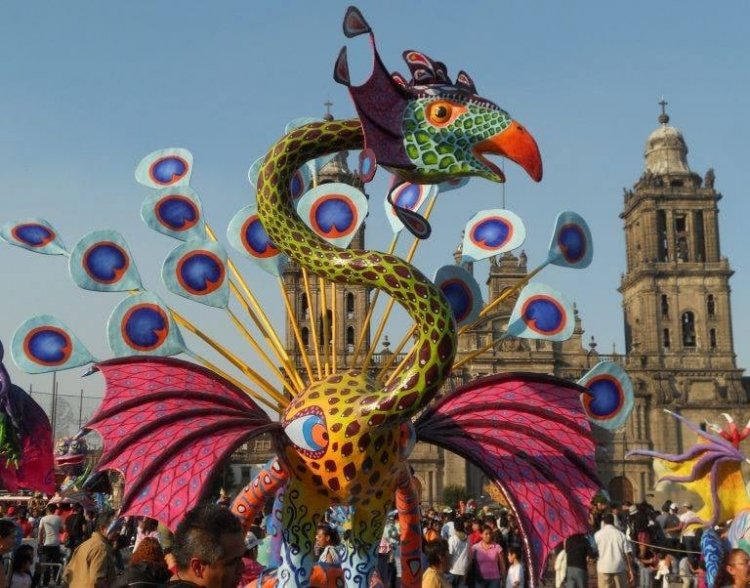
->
[474,120,543,182]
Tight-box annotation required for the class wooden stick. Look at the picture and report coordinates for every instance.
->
[277,279,314,384]
[319,277,330,376]
[452,333,509,371]
[205,225,300,386]
[350,235,399,367]
[301,268,323,379]
[330,282,337,374]
[171,309,289,408]
[184,350,279,412]
[225,280,304,394]
[225,304,299,397]
[378,325,415,382]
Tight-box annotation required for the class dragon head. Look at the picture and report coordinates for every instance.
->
[334,6,542,185]
[54,434,88,476]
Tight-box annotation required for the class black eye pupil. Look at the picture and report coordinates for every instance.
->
[435,106,447,118]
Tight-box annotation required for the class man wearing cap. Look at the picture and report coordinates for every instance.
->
[594,512,634,588]
[678,503,698,554]
[657,503,681,552]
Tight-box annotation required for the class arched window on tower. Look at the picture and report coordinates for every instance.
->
[710,328,717,349]
[707,295,716,318]
[346,292,355,319]
[663,328,670,350]
[681,311,696,347]
[300,293,309,319]
[661,295,669,318]
[346,327,355,353]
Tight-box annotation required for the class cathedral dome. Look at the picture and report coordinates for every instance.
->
[644,120,691,175]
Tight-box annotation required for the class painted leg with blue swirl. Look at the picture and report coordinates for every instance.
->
[278,479,327,587]
[344,493,390,588]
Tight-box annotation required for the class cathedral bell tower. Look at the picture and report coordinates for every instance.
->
[618,102,746,464]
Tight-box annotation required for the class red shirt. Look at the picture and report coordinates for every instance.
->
[468,531,482,546]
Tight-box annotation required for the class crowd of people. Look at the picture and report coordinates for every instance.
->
[0,493,747,587]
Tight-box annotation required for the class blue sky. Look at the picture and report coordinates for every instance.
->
[1,2,749,425]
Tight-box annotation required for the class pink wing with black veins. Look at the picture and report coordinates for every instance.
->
[416,373,600,587]
[87,357,280,530]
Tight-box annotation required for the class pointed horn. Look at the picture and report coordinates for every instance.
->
[343,6,371,37]
[333,46,351,86]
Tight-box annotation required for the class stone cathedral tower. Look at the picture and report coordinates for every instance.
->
[612,104,747,502]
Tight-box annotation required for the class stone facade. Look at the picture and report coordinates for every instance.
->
[232,108,749,508]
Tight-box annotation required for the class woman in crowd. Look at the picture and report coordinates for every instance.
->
[316,523,343,566]
[721,549,750,588]
[127,536,170,586]
[471,525,506,588]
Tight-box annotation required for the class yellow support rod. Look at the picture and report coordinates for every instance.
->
[302,268,323,379]
[350,234,399,367]
[227,281,304,395]
[319,277,330,377]
[171,309,289,408]
[277,279,314,384]
[184,350,280,413]
[330,282,337,374]
[205,224,295,376]
[363,195,439,369]
[225,305,299,397]
[377,324,415,382]
[457,261,549,337]
[452,333,509,371]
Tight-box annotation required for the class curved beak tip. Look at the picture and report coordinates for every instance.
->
[477,120,543,183]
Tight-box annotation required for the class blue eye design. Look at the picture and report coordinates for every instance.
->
[284,411,329,456]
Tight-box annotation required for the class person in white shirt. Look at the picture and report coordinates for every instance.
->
[506,546,525,588]
[593,512,634,588]
[447,517,469,587]
[37,504,63,586]
[678,503,698,554]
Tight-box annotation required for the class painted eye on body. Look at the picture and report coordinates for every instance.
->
[425,100,465,127]
[284,412,329,455]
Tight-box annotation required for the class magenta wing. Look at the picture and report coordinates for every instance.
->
[86,357,280,530]
[415,373,600,586]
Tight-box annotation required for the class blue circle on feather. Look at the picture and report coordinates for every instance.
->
[11,224,55,248]
[156,196,199,231]
[470,217,513,250]
[558,224,587,263]
[150,157,188,185]
[83,242,129,284]
[393,184,422,210]
[177,252,225,295]
[312,197,356,237]
[242,217,279,258]
[24,328,72,366]
[585,375,624,418]
[521,296,565,335]
[440,279,473,322]
[122,305,169,351]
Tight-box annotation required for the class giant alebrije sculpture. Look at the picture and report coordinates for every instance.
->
[0,7,637,587]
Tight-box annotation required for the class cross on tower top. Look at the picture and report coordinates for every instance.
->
[658,97,670,125]
[324,100,334,121]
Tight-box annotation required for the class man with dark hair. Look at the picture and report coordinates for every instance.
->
[166,504,245,588]
[38,503,62,587]
[62,509,116,588]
